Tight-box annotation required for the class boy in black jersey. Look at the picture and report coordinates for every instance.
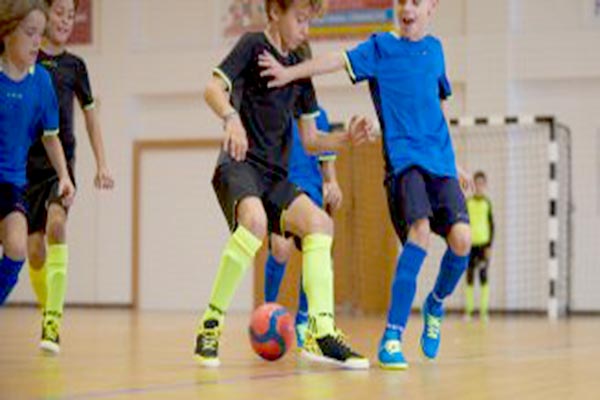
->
[195,0,372,369]
[25,0,114,355]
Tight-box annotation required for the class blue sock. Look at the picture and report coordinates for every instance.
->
[386,242,427,339]
[0,256,25,305]
[296,277,308,325]
[428,248,469,311]
[264,254,286,303]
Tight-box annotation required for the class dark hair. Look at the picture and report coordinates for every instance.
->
[0,0,48,54]
[474,171,487,181]
[265,0,324,21]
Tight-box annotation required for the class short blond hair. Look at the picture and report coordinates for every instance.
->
[0,0,48,54]
[265,0,324,21]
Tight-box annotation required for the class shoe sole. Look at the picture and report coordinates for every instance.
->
[378,361,409,370]
[194,355,220,367]
[40,340,60,355]
[299,349,370,370]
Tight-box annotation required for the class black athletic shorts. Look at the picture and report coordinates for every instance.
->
[212,152,303,235]
[385,166,470,244]
[0,183,27,220]
[25,165,75,234]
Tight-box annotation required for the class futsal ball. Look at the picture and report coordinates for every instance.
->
[248,303,295,361]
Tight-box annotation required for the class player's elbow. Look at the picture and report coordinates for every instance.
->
[203,78,225,104]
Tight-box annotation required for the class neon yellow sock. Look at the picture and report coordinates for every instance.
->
[302,234,334,336]
[29,261,47,310]
[45,244,68,317]
[481,284,490,316]
[202,225,262,325]
[465,284,474,316]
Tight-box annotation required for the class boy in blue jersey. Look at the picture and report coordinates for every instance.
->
[0,0,76,306]
[264,106,342,348]
[259,0,472,369]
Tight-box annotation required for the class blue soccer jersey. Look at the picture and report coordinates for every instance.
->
[0,65,59,186]
[288,106,334,206]
[345,32,456,178]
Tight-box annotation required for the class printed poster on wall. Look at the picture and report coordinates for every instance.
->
[68,0,92,45]
[222,0,395,40]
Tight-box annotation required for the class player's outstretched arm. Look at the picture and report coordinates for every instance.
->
[298,115,374,154]
[203,76,248,161]
[259,51,346,88]
[42,135,76,206]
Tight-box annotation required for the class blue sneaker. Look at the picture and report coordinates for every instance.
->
[420,296,444,359]
[378,329,408,370]
[295,312,309,349]
[295,321,308,349]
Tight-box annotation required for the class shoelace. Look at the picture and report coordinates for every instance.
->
[200,330,219,351]
[384,340,402,354]
[331,330,354,355]
[43,319,59,341]
[426,314,441,339]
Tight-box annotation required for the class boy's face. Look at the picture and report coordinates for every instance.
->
[272,1,313,51]
[396,0,436,40]
[5,10,46,67]
[474,176,487,196]
[47,0,76,46]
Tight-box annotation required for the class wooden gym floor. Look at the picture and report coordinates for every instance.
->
[1,307,599,399]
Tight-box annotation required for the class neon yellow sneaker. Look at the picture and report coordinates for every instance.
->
[194,319,221,367]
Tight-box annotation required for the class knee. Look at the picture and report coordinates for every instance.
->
[27,243,46,270]
[408,219,430,249]
[448,224,471,257]
[304,211,333,236]
[46,218,67,244]
[238,213,267,240]
[4,236,27,261]
[271,238,292,263]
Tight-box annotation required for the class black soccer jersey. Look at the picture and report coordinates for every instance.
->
[214,32,319,179]
[27,50,94,175]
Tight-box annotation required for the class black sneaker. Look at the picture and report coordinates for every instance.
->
[301,326,369,369]
[194,319,221,367]
[40,311,61,355]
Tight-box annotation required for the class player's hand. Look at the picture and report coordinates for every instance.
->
[458,165,473,193]
[347,115,376,146]
[323,181,343,212]
[224,115,248,162]
[258,51,292,88]
[94,166,115,190]
[58,177,76,207]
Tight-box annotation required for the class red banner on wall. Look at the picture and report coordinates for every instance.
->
[68,0,92,45]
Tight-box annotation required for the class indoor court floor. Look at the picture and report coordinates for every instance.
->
[1,308,599,399]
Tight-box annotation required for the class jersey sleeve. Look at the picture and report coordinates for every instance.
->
[437,41,452,100]
[294,78,320,120]
[75,58,95,111]
[214,33,256,92]
[40,69,59,137]
[344,34,378,84]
